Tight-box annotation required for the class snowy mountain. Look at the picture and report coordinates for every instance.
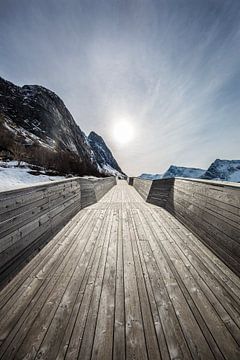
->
[139,173,163,180]
[139,160,240,183]
[201,159,240,182]
[140,166,205,180]
[88,132,125,178]
[162,165,206,179]
[0,76,124,177]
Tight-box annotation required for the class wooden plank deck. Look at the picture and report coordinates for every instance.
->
[0,181,240,359]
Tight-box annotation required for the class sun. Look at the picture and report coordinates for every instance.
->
[112,120,135,145]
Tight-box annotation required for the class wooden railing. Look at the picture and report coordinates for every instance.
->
[130,177,240,276]
[0,176,116,287]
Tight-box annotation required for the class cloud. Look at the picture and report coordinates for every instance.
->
[0,0,240,175]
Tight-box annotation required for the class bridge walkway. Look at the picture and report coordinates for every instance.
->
[0,181,240,359]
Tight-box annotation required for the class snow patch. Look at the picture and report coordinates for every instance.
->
[0,161,65,191]
[101,164,123,178]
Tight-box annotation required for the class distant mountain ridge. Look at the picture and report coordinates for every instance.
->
[162,165,205,179]
[139,165,205,181]
[0,76,125,177]
[139,173,163,180]
[139,160,240,183]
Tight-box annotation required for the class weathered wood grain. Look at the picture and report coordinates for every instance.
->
[0,181,239,360]
[132,177,240,276]
[0,177,116,287]
[132,178,152,201]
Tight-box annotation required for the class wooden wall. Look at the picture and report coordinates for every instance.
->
[132,177,240,276]
[90,177,117,202]
[166,178,240,277]
[0,176,116,287]
[147,178,174,207]
[132,178,153,201]
[79,177,116,208]
[127,177,134,186]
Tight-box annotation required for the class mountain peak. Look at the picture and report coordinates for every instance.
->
[201,159,240,182]
[88,131,125,177]
[88,131,104,144]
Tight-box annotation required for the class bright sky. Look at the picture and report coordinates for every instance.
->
[1,0,240,175]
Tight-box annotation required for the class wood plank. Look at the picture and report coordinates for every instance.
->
[14,210,108,360]
[161,207,240,294]
[113,204,126,360]
[0,180,239,360]
[55,209,113,360]
[136,208,214,360]
[128,208,162,359]
[144,207,240,359]
[122,205,148,360]
[1,208,101,358]
[64,210,114,360]
[157,211,240,345]
[129,209,170,360]
[0,208,91,302]
[91,209,118,360]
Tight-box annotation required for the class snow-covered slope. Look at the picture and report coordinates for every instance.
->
[101,164,125,178]
[0,161,65,191]
[162,165,206,179]
[201,159,240,182]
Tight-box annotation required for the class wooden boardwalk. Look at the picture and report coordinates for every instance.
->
[0,181,240,359]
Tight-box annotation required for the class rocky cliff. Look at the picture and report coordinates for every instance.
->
[0,76,125,177]
[88,131,125,177]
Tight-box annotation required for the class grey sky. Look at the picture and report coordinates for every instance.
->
[1,0,240,175]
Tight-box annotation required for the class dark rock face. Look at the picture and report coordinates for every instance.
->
[0,76,124,176]
[201,159,240,182]
[88,131,125,176]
